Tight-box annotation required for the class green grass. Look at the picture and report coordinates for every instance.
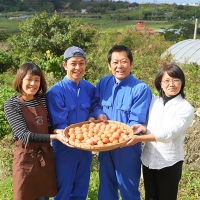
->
[0,18,20,34]
[178,165,200,199]
[0,11,34,34]
[137,20,174,30]
[71,14,174,31]
[0,164,199,200]
[0,177,13,200]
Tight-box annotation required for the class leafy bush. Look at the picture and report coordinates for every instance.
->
[0,134,13,181]
[0,31,9,42]
[0,71,15,87]
[83,27,172,88]
[182,64,200,108]
[0,86,16,138]
[0,51,13,74]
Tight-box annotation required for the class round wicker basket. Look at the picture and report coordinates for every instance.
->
[63,120,133,152]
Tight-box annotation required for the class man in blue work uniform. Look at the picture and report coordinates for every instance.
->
[46,46,95,200]
[94,44,152,200]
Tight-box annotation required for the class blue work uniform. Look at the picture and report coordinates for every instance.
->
[46,77,95,200]
[94,73,152,200]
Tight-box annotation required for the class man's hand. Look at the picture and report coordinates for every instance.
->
[97,114,107,122]
[87,117,96,122]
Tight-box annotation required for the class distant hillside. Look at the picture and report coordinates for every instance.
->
[0,0,137,13]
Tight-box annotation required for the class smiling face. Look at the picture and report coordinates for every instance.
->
[62,56,87,85]
[21,73,41,100]
[161,71,182,97]
[108,51,133,80]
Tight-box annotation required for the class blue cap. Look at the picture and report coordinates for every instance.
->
[64,46,86,60]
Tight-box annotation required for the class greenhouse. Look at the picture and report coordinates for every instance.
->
[162,39,200,66]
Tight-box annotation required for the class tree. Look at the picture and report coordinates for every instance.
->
[171,22,200,39]
[8,11,97,66]
[162,22,200,42]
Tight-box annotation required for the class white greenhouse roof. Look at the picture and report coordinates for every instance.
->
[162,39,200,66]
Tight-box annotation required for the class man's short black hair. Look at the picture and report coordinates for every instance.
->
[107,44,133,64]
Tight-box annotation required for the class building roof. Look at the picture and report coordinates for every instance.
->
[162,39,200,66]
[135,20,155,35]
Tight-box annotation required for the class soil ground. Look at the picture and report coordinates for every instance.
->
[184,108,200,167]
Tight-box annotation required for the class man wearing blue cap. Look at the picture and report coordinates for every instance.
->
[46,46,95,200]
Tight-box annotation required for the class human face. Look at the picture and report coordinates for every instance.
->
[22,73,41,100]
[160,71,182,97]
[108,51,133,80]
[63,57,87,85]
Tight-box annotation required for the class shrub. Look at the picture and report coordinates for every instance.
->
[0,51,13,74]
[182,64,200,108]
[0,85,16,138]
[0,134,13,181]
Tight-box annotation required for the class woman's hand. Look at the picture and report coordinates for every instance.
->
[121,125,156,147]
[122,135,141,147]
[121,124,146,147]
[131,124,146,135]
[52,129,74,148]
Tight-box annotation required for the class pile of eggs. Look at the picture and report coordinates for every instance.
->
[67,121,130,146]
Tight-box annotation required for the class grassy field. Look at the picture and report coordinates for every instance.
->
[0,11,33,34]
[0,18,20,34]
[0,12,175,35]
[79,17,173,31]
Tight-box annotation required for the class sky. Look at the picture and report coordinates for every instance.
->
[117,0,200,4]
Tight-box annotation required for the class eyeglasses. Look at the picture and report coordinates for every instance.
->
[161,79,181,84]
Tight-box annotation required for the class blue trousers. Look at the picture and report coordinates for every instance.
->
[52,141,92,200]
[98,143,142,200]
